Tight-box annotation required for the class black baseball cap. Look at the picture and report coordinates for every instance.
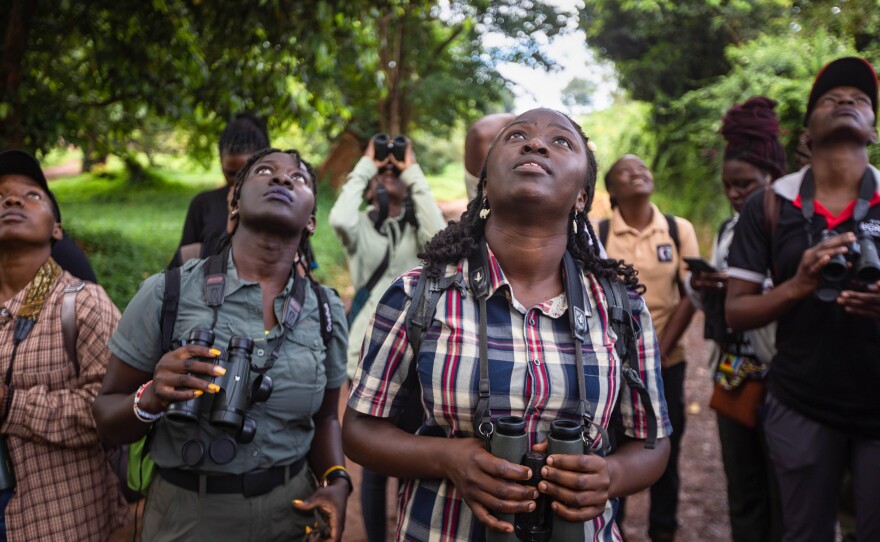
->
[804,57,878,126]
[0,149,61,222]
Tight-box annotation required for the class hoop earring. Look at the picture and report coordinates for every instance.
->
[479,198,491,220]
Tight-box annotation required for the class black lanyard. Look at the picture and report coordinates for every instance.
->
[201,246,308,374]
[800,167,875,243]
[469,243,594,444]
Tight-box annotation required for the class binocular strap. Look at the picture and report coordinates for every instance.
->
[800,167,876,245]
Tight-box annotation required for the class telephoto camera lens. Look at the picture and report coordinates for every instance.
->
[210,336,254,430]
[548,420,586,542]
[514,451,551,542]
[166,328,215,422]
[856,234,880,283]
[487,416,528,542]
[373,133,391,161]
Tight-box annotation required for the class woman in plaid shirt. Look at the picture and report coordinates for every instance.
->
[344,108,672,541]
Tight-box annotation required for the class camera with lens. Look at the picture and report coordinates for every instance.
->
[816,229,880,302]
[170,331,273,466]
[372,133,407,173]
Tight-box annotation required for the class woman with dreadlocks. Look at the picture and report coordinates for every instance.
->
[94,149,350,541]
[170,112,270,267]
[344,108,671,541]
[687,96,786,542]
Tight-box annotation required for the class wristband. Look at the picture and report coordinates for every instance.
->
[322,465,353,495]
[133,380,164,423]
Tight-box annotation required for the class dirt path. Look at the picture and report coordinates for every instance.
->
[340,312,733,541]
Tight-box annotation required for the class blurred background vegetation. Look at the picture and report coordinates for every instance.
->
[4,0,880,307]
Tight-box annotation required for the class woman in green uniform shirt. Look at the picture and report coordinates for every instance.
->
[93,149,350,542]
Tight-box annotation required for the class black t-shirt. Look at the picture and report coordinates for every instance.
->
[727,168,880,438]
[170,186,229,267]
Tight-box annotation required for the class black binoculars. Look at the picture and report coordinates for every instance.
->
[487,417,588,542]
[372,133,407,162]
[167,329,273,465]
[816,229,880,302]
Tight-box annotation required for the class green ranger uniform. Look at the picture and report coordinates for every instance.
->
[109,250,348,541]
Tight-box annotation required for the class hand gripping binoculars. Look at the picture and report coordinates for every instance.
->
[166,329,273,465]
[816,229,880,302]
[486,416,588,542]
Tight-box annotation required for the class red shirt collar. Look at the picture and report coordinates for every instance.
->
[792,191,880,229]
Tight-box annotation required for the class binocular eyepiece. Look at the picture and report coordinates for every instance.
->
[167,330,274,465]
[486,417,588,542]
[372,133,407,162]
[817,229,880,302]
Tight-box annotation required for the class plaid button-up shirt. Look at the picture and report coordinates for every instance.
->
[349,249,671,542]
[0,271,127,541]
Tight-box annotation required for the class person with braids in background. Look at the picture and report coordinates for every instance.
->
[686,97,786,542]
[343,108,671,541]
[170,112,270,267]
[94,149,350,541]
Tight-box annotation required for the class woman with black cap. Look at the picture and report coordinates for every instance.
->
[727,58,880,541]
[688,96,786,542]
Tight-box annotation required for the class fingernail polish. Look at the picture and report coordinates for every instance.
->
[193,390,203,397]
[293,499,303,504]
[209,348,222,356]
[214,366,227,376]
[208,383,220,393]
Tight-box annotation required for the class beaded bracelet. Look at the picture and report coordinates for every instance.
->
[133,380,164,423]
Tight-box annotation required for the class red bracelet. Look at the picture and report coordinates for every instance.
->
[133,380,163,423]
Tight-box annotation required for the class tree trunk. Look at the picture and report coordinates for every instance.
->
[317,130,364,190]
[377,12,409,136]
[0,0,38,149]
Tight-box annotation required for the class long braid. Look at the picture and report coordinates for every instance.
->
[421,111,643,291]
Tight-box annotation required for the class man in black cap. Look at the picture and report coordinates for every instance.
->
[726,57,880,541]
[0,150,97,283]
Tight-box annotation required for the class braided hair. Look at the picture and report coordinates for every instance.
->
[720,97,787,179]
[225,148,322,280]
[219,112,270,157]
[419,111,642,291]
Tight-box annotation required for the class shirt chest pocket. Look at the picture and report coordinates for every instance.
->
[262,322,328,424]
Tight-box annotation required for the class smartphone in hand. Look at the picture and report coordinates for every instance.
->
[684,257,718,274]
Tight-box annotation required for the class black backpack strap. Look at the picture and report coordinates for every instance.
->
[405,265,462,356]
[310,281,335,346]
[160,266,182,354]
[61,281,86,377]
[664,214,680,253]
[203,247,229,330]
[598,218,610,248]
[664,214,685,294]
[599,276,657,450]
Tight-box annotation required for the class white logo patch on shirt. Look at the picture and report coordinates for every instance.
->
[860,219,880,239]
